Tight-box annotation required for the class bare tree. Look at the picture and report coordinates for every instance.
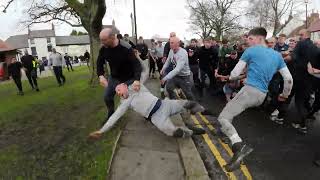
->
[187,0,242,40]
[247,0,301,36]
[1,0,106,86]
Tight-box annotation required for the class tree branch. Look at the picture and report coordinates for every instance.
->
[1,0,14,13]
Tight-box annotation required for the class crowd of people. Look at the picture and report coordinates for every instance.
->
[7,49,91,95]
[89,27,320,171]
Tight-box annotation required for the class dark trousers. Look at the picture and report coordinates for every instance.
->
[149,58,156,74]
[53,66,66,85]
[166,75,195,100]
[309,77,320,116]
[268,74,283,113]
[104,77,121,118]
[190,64,200,86]
[13,76,23,92]
[25,69,38,89]
[294,77,312,127]
[156,58,164,74]
[66,63,73,71]
[200,66,215,89]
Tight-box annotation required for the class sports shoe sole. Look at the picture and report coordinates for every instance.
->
[224,146,253,172]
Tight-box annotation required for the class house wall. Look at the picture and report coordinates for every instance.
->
[55,44,90,57]
[25,37,56,60]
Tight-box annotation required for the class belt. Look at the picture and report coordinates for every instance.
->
[146,99,162,120]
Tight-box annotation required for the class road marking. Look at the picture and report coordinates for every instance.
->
[198,113,253,180]
[191,115,237,180]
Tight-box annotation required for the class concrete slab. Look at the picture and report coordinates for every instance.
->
[109,147,184,180]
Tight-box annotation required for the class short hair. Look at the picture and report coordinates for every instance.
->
[190,38,198,43]
[230,50,237,55]
[222,39,228,44]
[279,34,287,38]
[248,27,267,38]
[117,34,123,39]
[203,37,211,42]
[158,40,162,43]
[139,36,143,40]
[124,34,129,37]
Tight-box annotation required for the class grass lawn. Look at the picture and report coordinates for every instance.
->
[0,66,121,179]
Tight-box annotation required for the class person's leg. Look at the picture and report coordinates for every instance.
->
[308,78,320,117]
[165,78,179,99]
[13,76,23,93]
[200,68,207,89]
[59,67,66,84]
[66,64,70,71]
[53,66,62,85]
[25,70,34,89]
[178,76,195,100]
[205,67,215,89]
[218,86,266,171]
[31,69,39,90]
[103,77,120,119]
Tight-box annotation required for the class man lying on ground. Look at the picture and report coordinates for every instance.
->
[89,83,207,139]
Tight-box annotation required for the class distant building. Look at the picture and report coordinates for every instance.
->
[287,12,320,40]
[5,23,120,61]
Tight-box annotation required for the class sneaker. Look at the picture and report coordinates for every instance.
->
[224,142,253,172]
[36,88,40,92]
[270,116,284,125]
[185,123,206,135]
[291,123,307,134]
[184,101,205,114]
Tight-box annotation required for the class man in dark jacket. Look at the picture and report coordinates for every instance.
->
[136,36,149,61]
[97,28,142,121]
[198,38,219,91]
[21,50,39,91]
[64,53,73,72]
[8,57,24,95]
[185,39,200,87]
[291,29,319,134]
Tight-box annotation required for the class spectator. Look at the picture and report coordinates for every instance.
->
[21,49,39,91]
[124,34,136,49]
[84,50,90,67]
[49,48,66,86]
[185,38,200,87]
[64,53,74,72]
[8,57,24,95]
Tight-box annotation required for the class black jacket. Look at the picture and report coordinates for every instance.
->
[8,62,22,78]
[292,38,318,79]
[96,40,142,83]
[197,46,219,69]
[136,43,149,60]
[21,55,35,71]
[185,46,199,65]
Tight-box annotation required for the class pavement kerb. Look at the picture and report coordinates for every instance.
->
[106,129,122,180]
[173,114,211,180]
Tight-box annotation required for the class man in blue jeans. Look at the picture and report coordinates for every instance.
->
[97,28,142,122]
[217,27,293,171]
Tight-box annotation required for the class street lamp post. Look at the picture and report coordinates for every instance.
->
[305,0,308,29]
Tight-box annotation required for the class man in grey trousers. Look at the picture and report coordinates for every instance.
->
[218,27,293,171]
[88,83,207,139]
[49,48,66,86]
[160,37,194,100]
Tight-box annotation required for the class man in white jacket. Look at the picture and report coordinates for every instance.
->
[89,83,207,139]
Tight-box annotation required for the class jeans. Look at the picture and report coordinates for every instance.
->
[200,66,215,89]
[166,75,195,100]
[13,76,23,92]
[190,64,200,86]
[104,77,122,118]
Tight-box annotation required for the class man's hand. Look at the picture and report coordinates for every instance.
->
[132,80,140,91]
[160,79,166,85]
[88,131,103,140]
[99,76,108,88]
[162,57,167,63]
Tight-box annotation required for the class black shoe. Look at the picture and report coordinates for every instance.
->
[291,123,308,134]
[224,142,253,172]
[185,123,206,135]
[313,159,320,167]
[36,88,40,92]
[201,109,214,116]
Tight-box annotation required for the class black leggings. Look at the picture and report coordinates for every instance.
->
[25,69,38,88]
[149,58,156,74]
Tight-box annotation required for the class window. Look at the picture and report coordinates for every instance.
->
[31,47,37,56]
[30,38,35,44]
[47,37,51,43]
[47,45,52,52]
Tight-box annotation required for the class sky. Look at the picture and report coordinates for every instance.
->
[0,0,320,40]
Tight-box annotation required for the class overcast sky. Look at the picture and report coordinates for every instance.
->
[0,0,320,40]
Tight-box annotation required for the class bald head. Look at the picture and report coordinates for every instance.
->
[100,28,117,47]
[298,29,311,41]
[170,37,181,51]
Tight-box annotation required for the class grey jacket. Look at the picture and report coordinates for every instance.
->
[49,53,64,67]
[162,47,191,81]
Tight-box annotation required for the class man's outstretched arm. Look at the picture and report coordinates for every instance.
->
[279,66,293,98]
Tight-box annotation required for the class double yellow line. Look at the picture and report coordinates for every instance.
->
[191,114,253,180]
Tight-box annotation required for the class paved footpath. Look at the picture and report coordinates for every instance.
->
[108,79,210,180]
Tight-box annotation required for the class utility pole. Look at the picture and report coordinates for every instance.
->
[133,0,138,44]
[305,0,308,29]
